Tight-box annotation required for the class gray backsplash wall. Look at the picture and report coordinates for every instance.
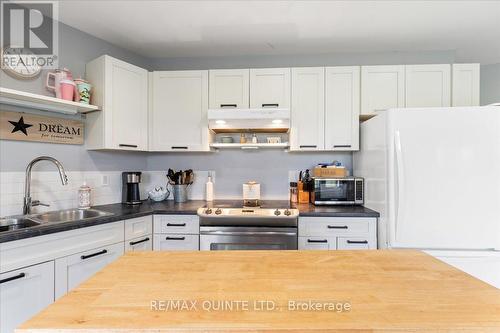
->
[147,150,352,199]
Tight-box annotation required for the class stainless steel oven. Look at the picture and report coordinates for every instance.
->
[200,226,297,250]
[197,207,299,251]
[312,177,364,205]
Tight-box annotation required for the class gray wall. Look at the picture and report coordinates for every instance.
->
[481,63,500,105]
[0,22,150,172]
[148,150,351,199]
[150,50,456,70]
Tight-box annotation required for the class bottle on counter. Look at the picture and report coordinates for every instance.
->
[240,133,246,144]
[206,174,214,202]
[289,182,298,203]
[252,133,258,143]
[78,182,91,209]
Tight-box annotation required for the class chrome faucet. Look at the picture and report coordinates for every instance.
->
[23,156,68,215]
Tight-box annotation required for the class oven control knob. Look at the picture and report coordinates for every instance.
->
[284,209,291,216]
[205,208,212,214]
[274,209,281,216]
[215,208,222,215]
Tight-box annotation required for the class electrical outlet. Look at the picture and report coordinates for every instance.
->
[101,175,109,186]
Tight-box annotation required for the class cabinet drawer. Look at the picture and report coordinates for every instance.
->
[154,215,199,234]
[337,237,370,250]
[298,237,335,250]
[153,234,199,251]
[125,235,152,252]
[125,216,152,240]
[299,217,373,237]
[54,242,124,299]
[1,221,124,273]
[0,261,54,333]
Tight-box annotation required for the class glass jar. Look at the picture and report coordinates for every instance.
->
[78,182,91,209]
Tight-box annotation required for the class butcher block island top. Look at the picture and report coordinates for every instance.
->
[18,250,500,333]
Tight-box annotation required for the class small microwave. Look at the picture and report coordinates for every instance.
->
[312,177,364,205]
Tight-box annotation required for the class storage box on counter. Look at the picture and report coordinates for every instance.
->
[313,167,349,178]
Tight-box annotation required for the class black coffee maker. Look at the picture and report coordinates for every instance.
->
[122,172,142,205]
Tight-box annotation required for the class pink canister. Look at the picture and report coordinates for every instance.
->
[60,79,76,101]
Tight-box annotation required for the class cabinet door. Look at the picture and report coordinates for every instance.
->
[0,261,54,333]
[250,68,290,108]
[54,242,124,299]
[298,237,335,250]
[150,71,210,151]
[125,216,152,241]
[106,56,148,150]
[405,64,451,107]
[452,64,480,107]
[361,65,405,115]
[290,67,325,151]
[209,69,249,109]
[125,235,152,252]
[153,234,199,251]
[325,66,360,151]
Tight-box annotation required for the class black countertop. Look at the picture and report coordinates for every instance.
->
[0,200,379,243]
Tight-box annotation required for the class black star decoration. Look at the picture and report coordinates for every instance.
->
[9,116,33,136]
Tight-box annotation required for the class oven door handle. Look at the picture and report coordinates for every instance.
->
[200,231,297,236]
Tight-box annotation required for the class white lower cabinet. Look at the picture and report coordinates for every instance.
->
[0,261,54,333]
[54,242,124,299]
[153,234,199,251]
[125,235,152,252]
[153,215,200,251]
[298,217,377,250]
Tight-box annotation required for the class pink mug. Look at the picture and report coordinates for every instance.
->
[60,79,76,101]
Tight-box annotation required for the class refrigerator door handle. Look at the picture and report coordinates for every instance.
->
[394,130,405,240]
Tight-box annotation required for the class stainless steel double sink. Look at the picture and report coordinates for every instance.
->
[0,209,113,233]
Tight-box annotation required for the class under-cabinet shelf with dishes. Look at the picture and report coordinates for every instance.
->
[210,132,289,150]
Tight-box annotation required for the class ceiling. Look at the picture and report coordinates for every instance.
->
[58,1,500,63]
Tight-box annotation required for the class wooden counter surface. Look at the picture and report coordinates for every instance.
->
[18,250,500,333]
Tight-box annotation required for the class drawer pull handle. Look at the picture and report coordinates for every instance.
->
[327,225,348,229]
[262,103,279,108]
[81,249,108,260]
[299,145,317,148]
[166,236,186,240]
[220,104,237,108]
[129,237,150,246]
[171,146,188,150]
[347,240,368,244]
[307,239,328,243]
[167,223,186,227]
[0,272,26,284]
[119,144,138,148]
[333,145,351,148]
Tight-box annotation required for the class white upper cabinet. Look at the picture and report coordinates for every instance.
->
[85,55,148,151]
[149,70,210,151]
[209,69,249,109]
[250,68,291,109]
[361,65,405,115]
[290,67,325,151]
[325,66,360,151]
[452,63,480,107]
[405,64,451,107]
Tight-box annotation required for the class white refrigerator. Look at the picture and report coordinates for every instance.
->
[354,107,500,288]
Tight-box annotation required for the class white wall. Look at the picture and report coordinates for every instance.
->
[481,63,500,105]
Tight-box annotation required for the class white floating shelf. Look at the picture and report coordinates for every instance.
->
[210,142,289,149]
[0,87,100,115]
